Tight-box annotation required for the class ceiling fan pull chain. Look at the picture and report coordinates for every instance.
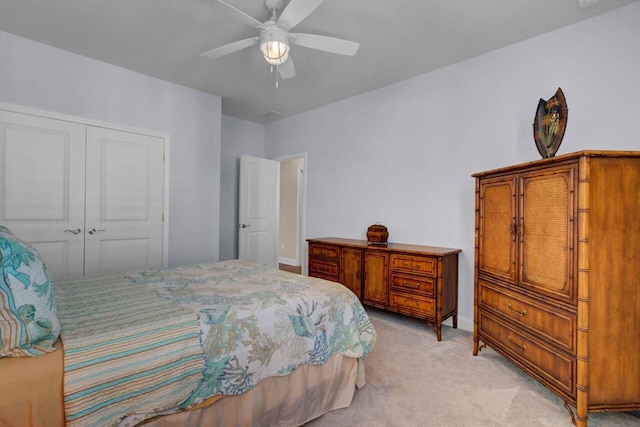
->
[276,65,279,88]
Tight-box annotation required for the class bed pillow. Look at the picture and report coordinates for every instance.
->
[0,226,60,357]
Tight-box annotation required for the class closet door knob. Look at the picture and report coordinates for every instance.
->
[64,228,82,235]
[88,228,105,235]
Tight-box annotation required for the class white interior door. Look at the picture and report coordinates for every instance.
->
[0,110,86,279]
[239,155,279,267]
[84,127,164,276]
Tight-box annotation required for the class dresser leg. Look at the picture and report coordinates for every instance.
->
[473,338,486,356]
[426,320,442,341]
[563,401,578,426]
[453,314,458,329]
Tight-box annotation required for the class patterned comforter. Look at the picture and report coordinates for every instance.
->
[129,260,377,406]
[56,260,377,426]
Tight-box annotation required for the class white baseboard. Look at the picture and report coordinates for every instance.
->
[278,257,299,266]
[442,315,473,332]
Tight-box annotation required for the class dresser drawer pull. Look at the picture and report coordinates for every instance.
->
[403,298,420,307]
[507,303,527,317]
[508,335,527,352]
[403,280,420,289]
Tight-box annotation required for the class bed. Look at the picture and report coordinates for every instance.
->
[0,226,376,427]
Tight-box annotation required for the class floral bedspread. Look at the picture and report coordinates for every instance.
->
[128,259,376,406]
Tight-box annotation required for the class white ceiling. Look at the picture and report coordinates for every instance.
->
[0,0,637,124]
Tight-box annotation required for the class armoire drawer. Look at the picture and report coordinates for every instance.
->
[389,291,435,317]
[308,259,339,281]
[390,254,436,276]
[308,244,340,261]
[390,273,435,297]
[478,280,576,354]
[479,311,576,399]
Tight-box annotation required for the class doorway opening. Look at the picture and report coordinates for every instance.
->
[277,153,306,275]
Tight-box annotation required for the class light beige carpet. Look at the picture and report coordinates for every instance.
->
[308,308,640,427]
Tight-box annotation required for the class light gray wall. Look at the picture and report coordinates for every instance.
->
[0,31,222,266]
[264,3,640,331]
[219,114,265,260]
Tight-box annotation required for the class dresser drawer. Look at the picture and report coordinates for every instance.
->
[308,259,339,281]
[390,273,435,297]
[479,280,576,354]
[390,254,436,276]
[479,311,575,399]
[309,244,340,261]
[389,291,435,317]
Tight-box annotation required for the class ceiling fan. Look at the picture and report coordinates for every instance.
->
[201,0,360,81]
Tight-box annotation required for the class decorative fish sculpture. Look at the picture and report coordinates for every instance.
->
[533,87,568,158]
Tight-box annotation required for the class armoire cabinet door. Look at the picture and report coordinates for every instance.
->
[519,165,576,302]
[363,251,388,305]
[477,175,517,284]
[0,110,86,279]
[340,248,362,298]
[84,127,165,276]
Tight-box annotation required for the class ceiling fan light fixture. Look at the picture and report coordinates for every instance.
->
[260,32,289,65]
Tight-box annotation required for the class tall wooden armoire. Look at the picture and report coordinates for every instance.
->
[472,151,640,426]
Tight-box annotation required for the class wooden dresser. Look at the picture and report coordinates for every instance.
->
[308,237,461,341]
[472,151,640,426]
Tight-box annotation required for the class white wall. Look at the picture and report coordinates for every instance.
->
[219,114,265,260]
[264,3,640,331]
[0,31,222,266]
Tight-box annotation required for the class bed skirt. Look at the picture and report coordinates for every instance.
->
[141,353,361,427]
[0,350,362,427]
[0,340,65,427]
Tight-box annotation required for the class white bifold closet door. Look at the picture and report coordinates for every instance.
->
[0,109,165,280]
[0,111,86,279]
[84,127,164,276]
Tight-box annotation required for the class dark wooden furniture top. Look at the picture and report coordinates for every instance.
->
[472,149,640,177]
[308,237,461,256]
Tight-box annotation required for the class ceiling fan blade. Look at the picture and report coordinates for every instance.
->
[209,0,265,29]
[200,37,259,59]
[278,58,296,80]
[276,0,324,30]
[290,33,359,56]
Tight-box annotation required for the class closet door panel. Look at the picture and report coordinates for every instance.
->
[84,127,164,276]
[0,110,86,279]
